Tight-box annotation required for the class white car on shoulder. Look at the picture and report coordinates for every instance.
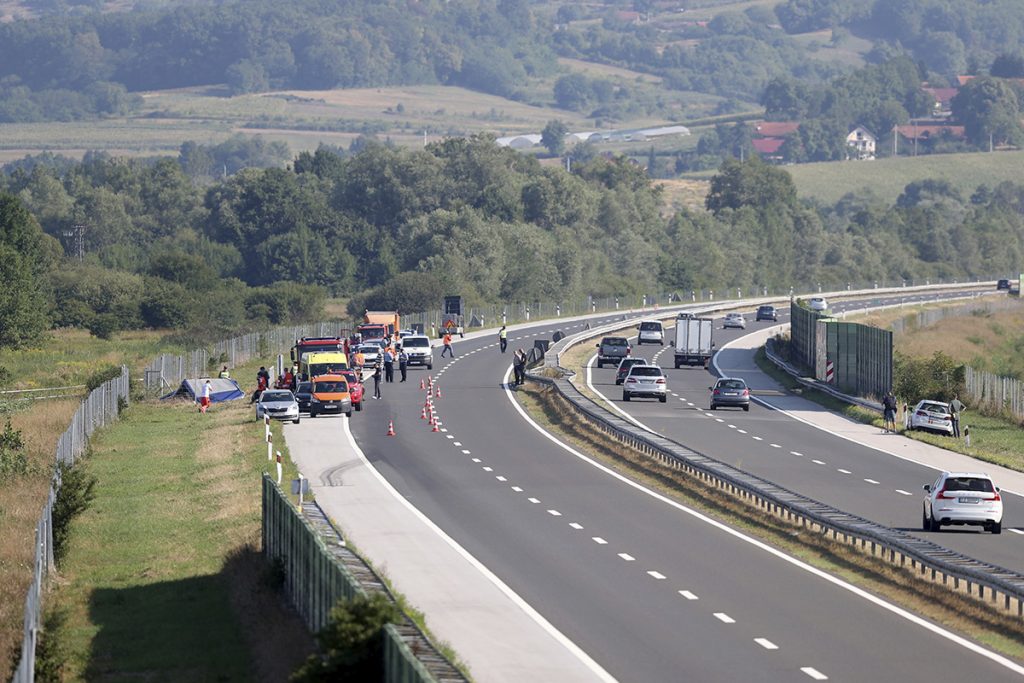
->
[923,472,1003,534]
[908,400,953,435]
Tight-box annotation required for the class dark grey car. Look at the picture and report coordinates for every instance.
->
[294,381,313,413]
[710,378,750,411]
[596,337,631,368]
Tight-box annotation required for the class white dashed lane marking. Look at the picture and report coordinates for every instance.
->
[453,441,462,446]
[896,489,913,496]
[618,553,635,562]
[495,476,507,482]
[569,522,584,530]
[864,478,880,485]
[812,459,826,466]
[679,590,698,600]
[770,443,780,448]
[737,429,747,434]
[547,509,562,516]
[482,466,493,472]
[754,638,779,651]
[752,436,763,441]
[528,497,541,504]
[511,486,523,492]
[801,667,829,680]
[713,613,735,624]
[593,537,608,545]
[791,451,803,456]
[471,458,481,463]
[647,571,666,580]
[461,449,471,454]
[837,469,851,474]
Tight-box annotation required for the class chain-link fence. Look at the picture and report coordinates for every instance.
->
[966,366,1024,421]
[13,367,129,683]
[889,295,1020,335]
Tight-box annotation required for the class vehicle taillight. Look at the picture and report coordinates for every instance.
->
[742,389,750,396]
[916,410,927,417]
[626,378,637,383]
[935,487,954,499]
[713,389,720,395]
[656,378,666,384]
[992,491,1002,502]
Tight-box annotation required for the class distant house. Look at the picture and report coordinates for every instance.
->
[752,138,785,162]
[895,124,966,142]
[753,121,800,138]
[921,86,958,117]
[845,126,876,160]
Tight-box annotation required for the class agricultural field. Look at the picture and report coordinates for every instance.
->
[786,150,1024,205]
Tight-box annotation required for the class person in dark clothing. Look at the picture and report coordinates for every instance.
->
[512,348,526,386]
[882,391,897,433]
[372,361,383,399]
[383,347,395,383]
[398,349,409,382]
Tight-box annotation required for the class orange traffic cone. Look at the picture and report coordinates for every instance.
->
[431,420,440,433]
[434,385,442,399]
[387,420,396,436]
[420,406,427,419]
[428,412,435,425]
[419,378,425,390]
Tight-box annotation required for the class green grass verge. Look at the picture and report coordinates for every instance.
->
[46,361,313,681]
[753,347,1024,473]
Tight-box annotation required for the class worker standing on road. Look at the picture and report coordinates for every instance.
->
[398,349,409,382]
[354,348,365,374]
[372,358,383,399]
[882,391,897,433]
[949,394,966,438]
[499,325,508,353]
[512,348,526,386]
[383,346,395,383]
[218,365,230,379]
[441,331,455,358]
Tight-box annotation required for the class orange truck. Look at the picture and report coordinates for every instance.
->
[358,310,400,343]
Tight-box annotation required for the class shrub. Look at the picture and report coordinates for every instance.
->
[0,420,28,477]
[290,592,401,682]
[87,313,121,340]
[893,351,965,404]
[52,460,97,566]
[85,365,122,392]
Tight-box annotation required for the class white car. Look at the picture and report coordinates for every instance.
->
[908,400,953,435]
[923,472,1003,534]
[255,390,300,424]
[808,297,828,312]
[357,343,382,365]
[723,313,746,329]
[637,320,664,345]
[400,334,433,369]
[622,365,667,403]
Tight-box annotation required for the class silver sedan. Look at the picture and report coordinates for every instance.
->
[723,312,746,329]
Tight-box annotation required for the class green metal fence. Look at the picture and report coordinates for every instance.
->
[821,322,892,399]
[789,300,826,369]
[261,474,455,682]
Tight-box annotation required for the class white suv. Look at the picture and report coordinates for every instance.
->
[622,365,667,402]
[637,320,664,345]
[923,472,1003,534]
[401,335,433,369]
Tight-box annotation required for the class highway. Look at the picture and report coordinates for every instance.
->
[343,292,1024,682]
[586,291,1024,575]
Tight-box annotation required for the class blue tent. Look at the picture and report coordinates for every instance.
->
[162,378,245,403]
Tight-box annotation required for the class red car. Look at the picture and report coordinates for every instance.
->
[341,370,364,411]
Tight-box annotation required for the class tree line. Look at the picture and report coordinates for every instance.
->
[2,137,1024,352]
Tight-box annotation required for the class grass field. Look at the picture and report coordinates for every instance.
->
[47,366,314,681]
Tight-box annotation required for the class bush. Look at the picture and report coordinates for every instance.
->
[52,460,97,566]
[85,365,122,392]
[893,351,965,404]
[0,420,28,477]
[0,365,10,386]
[290,592,401,682]
[87,313,121,340]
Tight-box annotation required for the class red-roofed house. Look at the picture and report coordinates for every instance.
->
[895,124,966,141]
[922,87,958,116]
[753,121,800,137]
[752,137,785,161]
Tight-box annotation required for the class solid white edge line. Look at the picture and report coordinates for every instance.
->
[586,353,657,433]
[341,418,617,682]
[502,366,1024,676]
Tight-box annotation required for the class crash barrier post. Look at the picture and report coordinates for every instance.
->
[12,367,130,683]
[261,474,464,682]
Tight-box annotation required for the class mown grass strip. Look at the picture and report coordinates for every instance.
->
[47,378,313,682]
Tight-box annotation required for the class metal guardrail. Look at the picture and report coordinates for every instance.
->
[525,284,1024,620]
[262,475,464,682]
[12,367,130,683]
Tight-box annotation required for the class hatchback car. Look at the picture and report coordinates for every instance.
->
[709,377,750,411]
[596,337,631,368]
[637,321,665,345]
[723,313,746,329]
[622,365,667,402]
[294,381,313,413]
[923,472,1003,534]
[755,305,778,322]
[256,390,300,424]
[615,357,649,385]
[309,375,353,418]
[808,297,828,312]
[339,370,364,411]
[908,400,953,435]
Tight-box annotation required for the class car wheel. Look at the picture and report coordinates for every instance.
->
[922,508,930,531]
[597,361,603,369]
[346,411,353,418]
[930,516,941,532]
[622,392,630,402]
[710,404,716,410]
[427,364,433,370]
[659,395,667,403]
[310,410,317,418]
[355,402,362,412]
[615,379,622,385]
[743,404,750,412]
[293,417,300,424]
[991,521,1002,535]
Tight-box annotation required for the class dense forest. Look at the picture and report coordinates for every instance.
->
[2,137,1023,351]
[4,0,1024,124]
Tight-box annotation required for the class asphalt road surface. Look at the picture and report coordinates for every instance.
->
[341,293,1024,682]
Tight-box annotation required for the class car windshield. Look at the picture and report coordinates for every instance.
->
[341,372,359,384]
[359,346,378,353]
[630,367,663,377]
[921,402,948,413]
[717,380,746,390]
[296,382,312,392]
[727,313,742,318]
[620,359,645,369]
[404,338,429,347]
[604,338,628,346]
[640,322,661,331]
[759,306,773,312]
[314,381,348,393]
[944,477,995,492]
[262,392,292,402]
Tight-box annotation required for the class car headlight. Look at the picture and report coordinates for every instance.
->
[311,397,321,403]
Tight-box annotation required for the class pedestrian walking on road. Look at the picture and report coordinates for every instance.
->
[882,391,897,433]
[441,332,455,358]
[950,394,966,438]
[383,347,395,383]
[499,325,508,353]
[199,379,212,413]
[399,349,409,382]
[372,361,382,399]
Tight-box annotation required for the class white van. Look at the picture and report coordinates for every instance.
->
[637,320,665,345]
